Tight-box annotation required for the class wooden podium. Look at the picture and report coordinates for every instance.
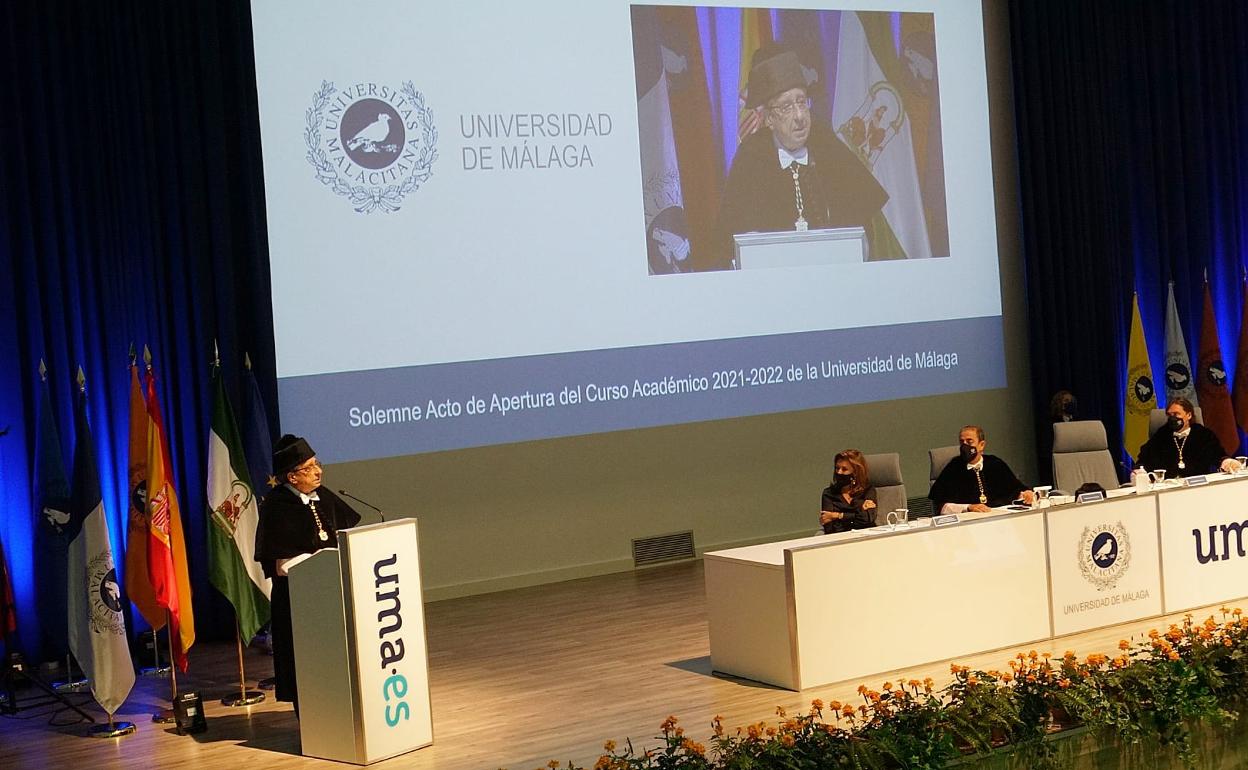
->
[288,518,432,764]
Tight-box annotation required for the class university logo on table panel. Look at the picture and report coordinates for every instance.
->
[305,80,438,214]
[1078,521,1132,591]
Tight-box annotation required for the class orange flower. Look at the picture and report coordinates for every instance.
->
[857,684,869,695]
[660,716,678,733]
[1168,651,1180,661]
[1058,678,1071,688]
[842,705,855,718]
[547,761,560,769]
[1002,672,1013,683]
[882,681,893,691]
[1118,639,1130,650]
[811,698,824,711]
[603,740,616,753]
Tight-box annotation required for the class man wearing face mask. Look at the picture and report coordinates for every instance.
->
[1136,398,1242,478]
[929,426,1034,514]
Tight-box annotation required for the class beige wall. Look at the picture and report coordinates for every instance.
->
[327,0,1031,601]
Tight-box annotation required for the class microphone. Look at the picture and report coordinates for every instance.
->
[338,488,386,522]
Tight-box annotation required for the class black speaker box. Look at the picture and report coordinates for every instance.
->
[173,691,207,734]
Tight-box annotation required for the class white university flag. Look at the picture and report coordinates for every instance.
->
[637,44,691,274]
[831,11,931,260]
[1164,282,1199,407]
[68,391,135,715]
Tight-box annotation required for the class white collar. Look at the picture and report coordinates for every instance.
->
[777,144,809,169]
[1174,426,1191,439]
[967,458,984,472]
[286,484,320,505]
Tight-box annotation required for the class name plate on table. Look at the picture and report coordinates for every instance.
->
[733,226,866,270]
[1184,475,1209,487]
[932,514,960,527]
[1077,491,1106,503]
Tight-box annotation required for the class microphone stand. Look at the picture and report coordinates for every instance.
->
[337,489,386,523]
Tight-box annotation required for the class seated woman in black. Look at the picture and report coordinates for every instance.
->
[1137,397,1243,478]
[819,449,878,534]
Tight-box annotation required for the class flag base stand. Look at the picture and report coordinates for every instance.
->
[52,677,90,692]
[152,708,177,724]
[221,690,265,707]
[1,654,95,723]
[257,676,275,691]
[138,665,171,678]
[89,719,137,738]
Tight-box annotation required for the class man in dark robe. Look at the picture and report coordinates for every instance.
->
[929,425,1034,514]
[254,434,360,712]
[714,47,889,268]
[1137,398,1242,478]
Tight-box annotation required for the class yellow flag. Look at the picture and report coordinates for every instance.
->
[1124,293,1158,460]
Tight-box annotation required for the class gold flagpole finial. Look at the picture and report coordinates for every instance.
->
[212,339,220,368]
[143,344,153,371]
[244,351,252,371]
[129,342,137,368]
[76,366,86,393]
[38,358,47,382]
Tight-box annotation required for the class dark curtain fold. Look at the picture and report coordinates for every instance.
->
[0,0,277,657]
[1009,0,1248,479]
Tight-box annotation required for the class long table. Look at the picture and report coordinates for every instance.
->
[704,473,1248,690]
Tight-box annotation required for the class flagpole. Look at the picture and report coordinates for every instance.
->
[52,653,89,692]
[151,610,178,724]
[221,619,264,707]
[139,628,170,677]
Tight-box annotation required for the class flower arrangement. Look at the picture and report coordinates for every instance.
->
[532,609,1248,770]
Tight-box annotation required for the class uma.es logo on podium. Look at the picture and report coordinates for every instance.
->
[305,80,438,214]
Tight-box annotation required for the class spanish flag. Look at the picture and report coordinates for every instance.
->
[1123,292,1157,461]
[124,360,164,630]
[145,366,195,670]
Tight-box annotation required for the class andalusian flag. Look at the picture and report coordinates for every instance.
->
[67,374,135,715]
[145,366,195,670]
[1124,293,1158,461]
[831,11,931,261]
[207,364,271,644]
[124,357,164,630]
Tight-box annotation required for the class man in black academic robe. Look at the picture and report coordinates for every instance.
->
[1137,399,1241,478]
[929,425,1034,514]
[713,47,889,269]
[254,434,361,711]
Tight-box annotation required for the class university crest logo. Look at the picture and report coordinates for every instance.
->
[88,553,127,635]
[1078,522,1132,591]
[211,480,253,537]
[305,80,438,214]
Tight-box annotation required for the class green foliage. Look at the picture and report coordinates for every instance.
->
[539,610,1248,770]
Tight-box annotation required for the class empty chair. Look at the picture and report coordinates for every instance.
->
[928,445,961,487]
[1148,406,1205,438]
[864,452,906,525]
[1052,420,1120,493]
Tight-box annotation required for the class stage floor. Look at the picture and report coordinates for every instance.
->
[2,560,1240,769]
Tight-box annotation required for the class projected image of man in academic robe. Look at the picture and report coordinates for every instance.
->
[254,435,360,711]
[714,47,888,268]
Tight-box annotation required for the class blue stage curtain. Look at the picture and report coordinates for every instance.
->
[0,0,278,658]
[1009,0,1248,475]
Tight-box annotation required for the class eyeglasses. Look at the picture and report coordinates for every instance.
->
[292,460,322,475]
[768,96,812,118]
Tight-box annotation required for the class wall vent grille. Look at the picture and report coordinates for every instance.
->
[632,531,696,566]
